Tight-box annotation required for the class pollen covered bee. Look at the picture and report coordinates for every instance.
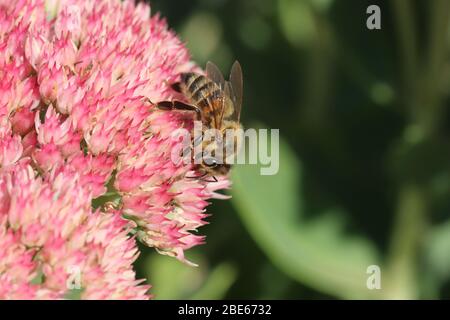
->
[156,61,243,178]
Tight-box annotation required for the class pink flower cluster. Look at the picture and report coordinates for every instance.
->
[0,163,149,299]
[0,0,229,299]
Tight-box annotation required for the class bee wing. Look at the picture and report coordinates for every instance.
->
[206,61,229,129]
[208,86,227,129]
[206,61,225,89]
[229,61,243,122]
[220,81,233,125]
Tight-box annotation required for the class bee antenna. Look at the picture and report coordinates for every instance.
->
[199,174,218,183]
[197,176,218,183]
[185,171,208,180]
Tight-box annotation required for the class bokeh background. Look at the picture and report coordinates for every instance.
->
[135,0,450,299]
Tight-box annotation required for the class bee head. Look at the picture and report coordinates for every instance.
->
[201,158,231,176]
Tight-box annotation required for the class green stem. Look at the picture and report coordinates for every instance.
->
[390,0,418,101]
[299,7,335,129]
[384,185,427,299]
[385,0,450,299]
[414,0,450,136]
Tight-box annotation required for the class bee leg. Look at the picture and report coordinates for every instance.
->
[201,175,218,183]
[172,101,202,121]
[155,101,173,110]
[155,100,202,121]
[185,171,208,180]
[192,173,218,183]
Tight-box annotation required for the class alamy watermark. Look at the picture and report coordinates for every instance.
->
[170,121,279,176]
[366,265,381,290]
[366,5,381,30]
[66,265,81,290]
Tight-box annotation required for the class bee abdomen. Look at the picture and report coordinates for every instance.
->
[192,83,221,104]
[182,73,207,93]
[181,73,221,105]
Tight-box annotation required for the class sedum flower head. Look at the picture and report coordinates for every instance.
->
[0,0,231,299]
[0,163,150,299]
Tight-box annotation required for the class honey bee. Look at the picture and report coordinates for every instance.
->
[156,61,243,178]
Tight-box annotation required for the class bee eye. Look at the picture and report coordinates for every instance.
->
[205,158,218,167]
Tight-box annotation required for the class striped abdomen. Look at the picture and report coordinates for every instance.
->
[180,72,229,128]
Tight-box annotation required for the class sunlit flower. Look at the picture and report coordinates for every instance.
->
[0,0,231,298]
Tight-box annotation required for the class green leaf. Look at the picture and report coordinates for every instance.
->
[144,253,205,299]
[190,263,237,300]
[144,253,236,300]
[230,134,380,298]
[424,221,450,281]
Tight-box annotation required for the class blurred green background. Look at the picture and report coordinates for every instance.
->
[136,0,450,299]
